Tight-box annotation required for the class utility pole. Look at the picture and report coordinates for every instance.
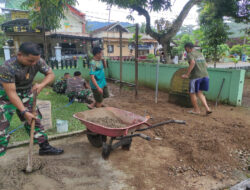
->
[119,28,123,93]
[135,23,139,98]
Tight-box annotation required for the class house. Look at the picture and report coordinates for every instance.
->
[1,0,101,59]
[91,22,158,58]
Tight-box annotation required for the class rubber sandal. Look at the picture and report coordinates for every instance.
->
[187,110,200,115]
[206,110,212,115]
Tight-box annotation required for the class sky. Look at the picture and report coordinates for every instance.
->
[75,0,199,26]
[0,0,199,26]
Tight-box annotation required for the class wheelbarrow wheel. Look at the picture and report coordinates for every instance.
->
[102,143,111,160]
[87,129,107,148]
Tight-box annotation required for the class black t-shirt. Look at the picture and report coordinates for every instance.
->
[0,57,50,91]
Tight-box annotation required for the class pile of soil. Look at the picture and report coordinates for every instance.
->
[104,81,250,189]
[88,117,127,128]
[0,138,129,190]
[1,80,250,190]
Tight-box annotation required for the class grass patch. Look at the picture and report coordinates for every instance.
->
[9,87,87,143]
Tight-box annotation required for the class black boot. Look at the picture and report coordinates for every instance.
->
[39,141,64,155]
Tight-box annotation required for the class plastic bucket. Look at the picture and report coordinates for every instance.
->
[56,119,68,133]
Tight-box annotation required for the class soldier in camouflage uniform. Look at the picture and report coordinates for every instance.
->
[53,73,70,94]
[0,42,63,157]
[66,71,92,103]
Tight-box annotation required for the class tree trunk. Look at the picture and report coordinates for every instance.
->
[43,27,47,61]
[214,47,218,68]
[162,40,171,64]
[41,1,47,61]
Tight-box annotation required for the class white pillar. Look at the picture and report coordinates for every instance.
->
[55,43,62,67]
[3,43,10,61]
[173,56,178,64]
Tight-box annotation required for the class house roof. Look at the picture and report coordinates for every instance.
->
[66,4,85,18]
[3,1,85,18]
[92,22,129,34]
[5,0,26,10]
[47,32,100,41]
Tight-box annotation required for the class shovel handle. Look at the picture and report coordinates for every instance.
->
[26,91,37,173]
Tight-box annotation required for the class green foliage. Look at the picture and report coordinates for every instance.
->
[22,0,77,31]
[218,44,230,57]
[0,15,7,57]
[242,44,250,56]
[140,23,146,33]
[147,53,156,60]
[230,44,243,55]
[230,44,250,57]
[210,0,249,22]
[100,0,172,12]
[232,57,239,64]
[178,25,196,36]
[199,1,230,62]
[176,34,195,55]
[129,33,143,45]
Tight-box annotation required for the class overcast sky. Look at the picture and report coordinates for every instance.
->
[0,0,199,26]
[75,0,199,26]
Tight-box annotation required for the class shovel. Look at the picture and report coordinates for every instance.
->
[26,91,37,173]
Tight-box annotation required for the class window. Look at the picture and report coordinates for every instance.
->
[107,45,114,53]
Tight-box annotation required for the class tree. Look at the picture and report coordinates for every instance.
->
[100,0,248,64]
[175,34,195,58]
[22,0,77,60]
[0,14,7,58]
[100,0,201,63]
[199,2,230,67]
[129,33,143,45]
[140,22,146,34]
[178,25,196,35]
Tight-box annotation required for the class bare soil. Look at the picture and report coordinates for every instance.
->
[88,117,127,128]
[1,80,250,190]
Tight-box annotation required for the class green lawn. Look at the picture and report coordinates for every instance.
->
[9,87,87,143]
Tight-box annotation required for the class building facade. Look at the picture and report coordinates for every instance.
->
[91,23,158,58]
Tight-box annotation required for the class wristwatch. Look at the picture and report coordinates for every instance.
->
[20,109,29,117]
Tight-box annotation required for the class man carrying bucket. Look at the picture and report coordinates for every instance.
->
[0,42,64,157]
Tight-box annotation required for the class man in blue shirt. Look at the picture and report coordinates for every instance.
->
[88,47,109,109]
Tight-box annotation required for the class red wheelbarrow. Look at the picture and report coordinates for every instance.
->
[74,107,185,159]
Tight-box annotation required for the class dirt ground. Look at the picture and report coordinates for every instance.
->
[0,80,249,190]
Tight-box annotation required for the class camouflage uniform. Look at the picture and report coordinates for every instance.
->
[0,57,49,156]
[53,77,67,94]
[66,77,91,102]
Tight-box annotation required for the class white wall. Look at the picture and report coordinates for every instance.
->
[56,10,83,33]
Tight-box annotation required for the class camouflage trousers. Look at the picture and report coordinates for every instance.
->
[67,89,92,102]
[53,80,67,94]
[0,89,48,157]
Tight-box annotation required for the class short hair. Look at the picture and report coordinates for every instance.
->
[19,42,41,56]
[64,73,70,76]
[74,71,81,76]
[184,42,194,49]
[92,46,103,56]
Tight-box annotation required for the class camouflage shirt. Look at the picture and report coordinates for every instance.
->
[66,77,86,94]
[0,57,50,91]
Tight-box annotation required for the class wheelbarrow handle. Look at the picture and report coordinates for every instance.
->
[136,119,186,132]
[138,133,151,141]
[115,133,151,141]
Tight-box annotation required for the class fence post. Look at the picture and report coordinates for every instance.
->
[55,43,62,68]
[135,24,139,98]
[119,28,123,93]
[3,43,10,61]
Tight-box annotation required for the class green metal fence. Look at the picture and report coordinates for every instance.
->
[36,59,245,106]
